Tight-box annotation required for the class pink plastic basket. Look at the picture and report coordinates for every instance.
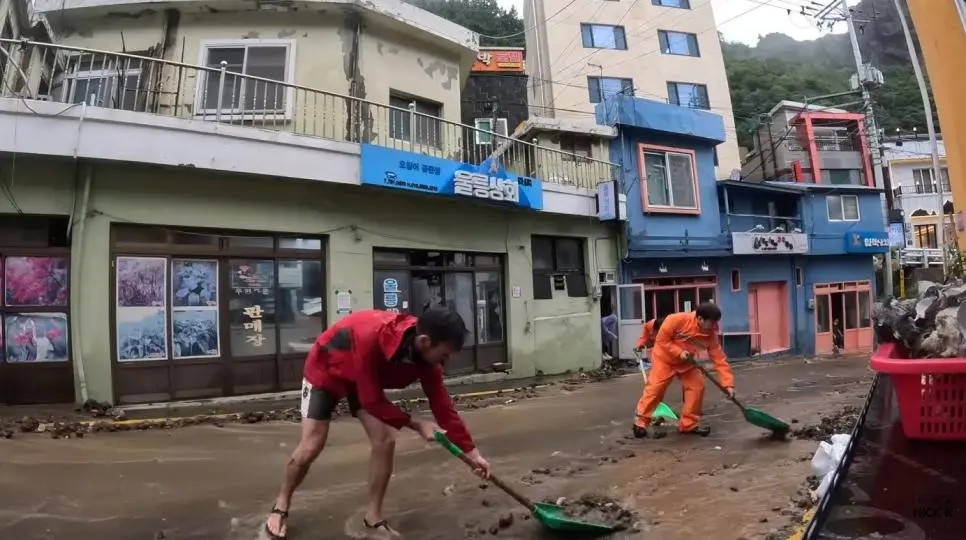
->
[871,343,966,441]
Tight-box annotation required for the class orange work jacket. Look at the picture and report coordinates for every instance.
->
[652,311,735,388]
[636,319,658,349]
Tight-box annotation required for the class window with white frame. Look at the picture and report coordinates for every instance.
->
[826,194,860,221]
[580,24,627,50]
[474,118,508,144]
[912,167,951,193]
[66,56,148,111]
[658,30,700,56]
[641,146,698,211]
[198,41,293,115]
[389,94,443,148]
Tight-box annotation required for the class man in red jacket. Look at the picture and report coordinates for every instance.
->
[265,308,491,539]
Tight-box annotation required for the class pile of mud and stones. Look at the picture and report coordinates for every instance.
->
[791,405,860,441]
[462,494,640,537]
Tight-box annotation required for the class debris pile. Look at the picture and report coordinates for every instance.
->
[873,280,966,358]
[792,406,859,440]
[563,362,624,385]
[548,494,638,532]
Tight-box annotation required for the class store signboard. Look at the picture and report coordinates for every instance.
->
[888,222,905,248]
[731,232,808,255]
[360,144,543,210]
[844,231,890,253]
[472,49,525,73]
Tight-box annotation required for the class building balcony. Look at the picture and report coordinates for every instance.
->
[0,38,618,197]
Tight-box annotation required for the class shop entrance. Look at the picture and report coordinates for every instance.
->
[814,281,873,355]
[373,249,506,375]
[748,281,789,354]
[0,215,75,405]
[110,225,326,404]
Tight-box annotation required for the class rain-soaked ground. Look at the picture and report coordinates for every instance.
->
[0,356,873,540]
[810,374,966,540]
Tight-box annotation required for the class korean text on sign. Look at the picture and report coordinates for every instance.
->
[453,171,520,203]
[243,304,265,347]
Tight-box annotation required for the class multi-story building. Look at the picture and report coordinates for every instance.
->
[602,95,886,358]
[906,0,966,249]
[460,47,529,164]
[523,0,741,178]
[742,101,875,187]
[0,0,621,405]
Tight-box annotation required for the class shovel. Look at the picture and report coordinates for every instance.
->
[434,432,616,535]
[689,358,790,435]
[635,350,679,423]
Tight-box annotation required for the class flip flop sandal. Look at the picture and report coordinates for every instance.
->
[265,506,289,540]
[364,517,400,537]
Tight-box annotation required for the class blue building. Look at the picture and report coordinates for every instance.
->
[598,96,887,358]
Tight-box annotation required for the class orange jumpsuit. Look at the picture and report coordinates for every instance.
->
[635,319,658,350]
[634,312,735,432]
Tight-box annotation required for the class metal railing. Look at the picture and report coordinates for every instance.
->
[0,38,618,190]
[899,247,944,267]
[724,213,803,234]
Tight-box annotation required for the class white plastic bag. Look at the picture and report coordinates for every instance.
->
[809,434,851,499]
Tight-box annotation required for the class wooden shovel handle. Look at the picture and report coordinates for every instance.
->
[690,360,747,411]
[435,432,536,512]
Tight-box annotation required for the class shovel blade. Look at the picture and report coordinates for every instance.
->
[532,503,617,534]
[743,407,790,433]
[653,402,679,422]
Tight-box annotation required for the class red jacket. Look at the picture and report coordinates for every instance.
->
[304,310,475,452]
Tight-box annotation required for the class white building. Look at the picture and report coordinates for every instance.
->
[884,138,952,249]
[523,0,741,178]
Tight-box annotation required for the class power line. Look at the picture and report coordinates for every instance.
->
[481,0,581,41]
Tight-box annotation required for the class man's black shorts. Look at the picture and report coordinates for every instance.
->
[300,378,361,420]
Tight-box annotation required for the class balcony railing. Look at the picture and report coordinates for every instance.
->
[899,247,944,267]
[724,213,803,234]
[0,38,618,190]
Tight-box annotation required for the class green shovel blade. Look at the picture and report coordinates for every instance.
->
[743,406,790,433]
[532,502,618,534]
[653,402,679,422]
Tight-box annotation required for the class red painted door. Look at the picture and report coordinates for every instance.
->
[748,281,790,354]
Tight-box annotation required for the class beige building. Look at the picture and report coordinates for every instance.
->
[524,0,740,178]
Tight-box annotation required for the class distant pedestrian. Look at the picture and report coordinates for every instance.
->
[601,311,618,360]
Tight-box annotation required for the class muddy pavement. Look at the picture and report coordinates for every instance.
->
[0,356,872,540]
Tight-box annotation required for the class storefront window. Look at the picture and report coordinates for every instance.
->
[374,270,410,313]
[859,290,871,327]
[4,313,69,362]
[229,260,277,356]
[844,291,859,330]
[116,256,168,362]
[172,259,220,359]
[279,237,322,250]
[641,277,716,319]
[475,271,503,343]
[279,260,324,353]
[816,294,830,333]
[444,273,476,345]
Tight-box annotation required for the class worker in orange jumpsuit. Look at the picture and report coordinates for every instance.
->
[633,317,665,365]
[633,303,735,438]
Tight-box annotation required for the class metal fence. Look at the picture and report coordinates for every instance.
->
[0,38,618,190]
[899,247,944,267]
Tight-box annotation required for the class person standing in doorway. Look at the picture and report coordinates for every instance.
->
[601,311,619,361]
[264,308,491,539]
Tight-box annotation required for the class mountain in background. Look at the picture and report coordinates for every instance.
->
[723,0,937,148]
[407,0,935,149]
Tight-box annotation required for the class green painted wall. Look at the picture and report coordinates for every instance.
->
[1,158,617,403]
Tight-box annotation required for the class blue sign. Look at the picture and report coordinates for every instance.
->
[888,222,906,248]
[360,144,543,210]
[845,231,890,253]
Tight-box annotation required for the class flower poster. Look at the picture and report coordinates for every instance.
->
[172,259,218,307]
[4,256,69,307]
[116,257,166,308]
[172,309,219,358]
[4,313,69,363]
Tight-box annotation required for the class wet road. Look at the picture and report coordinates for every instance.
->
[0,356,873,540]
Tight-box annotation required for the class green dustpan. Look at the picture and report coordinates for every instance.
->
[435,432,616,535]
[653,402,679,422]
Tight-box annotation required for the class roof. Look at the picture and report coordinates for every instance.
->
[761,181,883,194]
[767,100,848,117]
[513,116,617,139]
[716,180,804,195]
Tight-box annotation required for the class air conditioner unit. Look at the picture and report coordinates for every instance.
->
[599,271,616,285]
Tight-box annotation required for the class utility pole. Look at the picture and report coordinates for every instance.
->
[817,0,894,295]
[892,0,947,277]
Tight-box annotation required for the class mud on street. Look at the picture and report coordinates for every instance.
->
[0,356,873,540]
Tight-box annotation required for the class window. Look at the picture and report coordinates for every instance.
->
[731,270,740,291]
[821,169,863,186]
[640,145,698,212]
[641,276,715,319]
[531,236,588,299]
[474,118,508,145]
[560,134,593,161]
[826,195,860,221]
[796,267,803,287]
[588,76,634,104]
[198,41,293,115]
[658,30,699,56]
[652,0,690,7]
[915,224,938,248]
[67,56,148,111]
[913,168,951,193]
[580,24,627,50]
[667,82,709,110]
[389,94,443,148]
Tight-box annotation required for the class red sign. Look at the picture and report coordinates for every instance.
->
[472,49,525,73]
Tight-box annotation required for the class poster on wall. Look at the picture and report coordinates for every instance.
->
[229,260,276,356]
[116,256,168,361]
[171,259,220,359]
[4,256,69,307]
[3,313,69,363]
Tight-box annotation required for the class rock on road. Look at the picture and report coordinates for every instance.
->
[0,356,873,540]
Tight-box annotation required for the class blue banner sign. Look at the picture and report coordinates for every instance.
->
[845,231,890,253]
[360,144,543,210]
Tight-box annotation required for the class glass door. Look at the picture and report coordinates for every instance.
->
[617,283,645,361]
[443,272,476,374]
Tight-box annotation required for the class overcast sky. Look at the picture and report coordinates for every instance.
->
[496,0,855,47]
